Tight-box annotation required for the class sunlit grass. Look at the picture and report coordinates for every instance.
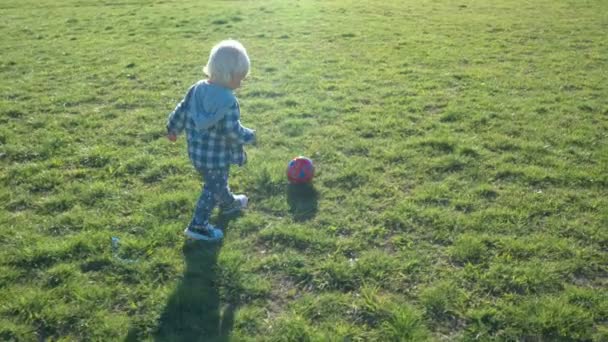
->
[1,0,607,340]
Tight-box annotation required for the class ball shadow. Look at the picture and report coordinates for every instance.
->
[286,183,319,221]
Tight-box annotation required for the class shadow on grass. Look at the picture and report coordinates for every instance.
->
[287,183,319,221]
[126,219,237,342]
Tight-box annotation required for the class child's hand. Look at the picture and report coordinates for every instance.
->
[167,134,177,142]
[251,131,257,146]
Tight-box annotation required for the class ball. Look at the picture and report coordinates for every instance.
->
[287,156,314,184]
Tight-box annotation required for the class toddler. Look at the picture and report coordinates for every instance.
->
[166,39,256,241]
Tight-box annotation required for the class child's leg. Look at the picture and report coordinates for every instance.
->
[190,168,233,227]
[218,169,248,215]
[215,169,236,206]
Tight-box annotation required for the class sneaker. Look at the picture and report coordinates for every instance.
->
[220,194,248,216]
[184,223,223,241]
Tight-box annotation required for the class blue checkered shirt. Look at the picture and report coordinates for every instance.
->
[166,81,255,171]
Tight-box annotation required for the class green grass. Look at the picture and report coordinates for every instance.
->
[1,0,607,340]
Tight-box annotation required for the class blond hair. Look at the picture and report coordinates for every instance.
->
[203,39,250,86]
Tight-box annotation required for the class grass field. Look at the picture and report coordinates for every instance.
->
[1,0,607,340]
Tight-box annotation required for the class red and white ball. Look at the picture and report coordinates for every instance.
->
[287,156,315,184]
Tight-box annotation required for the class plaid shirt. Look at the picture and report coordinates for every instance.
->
[166,81,255,170]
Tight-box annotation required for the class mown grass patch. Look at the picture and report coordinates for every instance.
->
[1,0,607,340]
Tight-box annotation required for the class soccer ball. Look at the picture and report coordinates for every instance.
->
[287,156,314,184]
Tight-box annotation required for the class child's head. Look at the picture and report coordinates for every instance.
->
[204,39,250,89]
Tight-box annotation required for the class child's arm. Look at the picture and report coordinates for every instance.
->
[166,86,194,140]
[223,102,256,145]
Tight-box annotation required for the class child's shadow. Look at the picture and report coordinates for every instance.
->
[136,220,237,342]
[286,183,319,221]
